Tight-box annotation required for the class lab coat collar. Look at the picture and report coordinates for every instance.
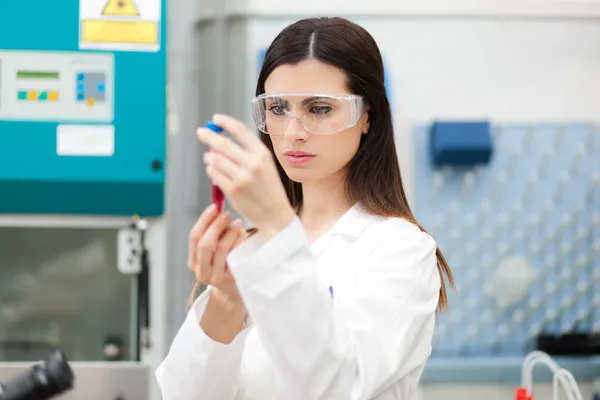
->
[329,203,380,238]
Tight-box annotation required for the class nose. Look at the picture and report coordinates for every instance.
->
[283,116,308,140]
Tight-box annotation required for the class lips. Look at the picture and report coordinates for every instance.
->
[284,150,314,157]
[283,150,315,165]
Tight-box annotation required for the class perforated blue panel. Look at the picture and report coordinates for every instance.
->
[414,124,600,358]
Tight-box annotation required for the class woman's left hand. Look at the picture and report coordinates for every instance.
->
[197,114,296,242]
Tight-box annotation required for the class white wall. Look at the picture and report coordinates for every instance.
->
[203,0,600,19]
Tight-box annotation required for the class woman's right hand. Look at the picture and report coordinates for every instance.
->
[188,204,246,302]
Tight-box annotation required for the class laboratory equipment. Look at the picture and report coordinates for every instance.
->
[414,123,600,360]
[0,350,73,400]
[0,7,165,400]
[537,333,600,356]
[0,0,167,216]
[518,351,584,400]
[0,361,149,400]
[429,121,493,167]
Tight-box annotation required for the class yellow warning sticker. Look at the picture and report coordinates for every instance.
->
[102,0,139,16]
[79,0,161,52]
[82,20,158,44]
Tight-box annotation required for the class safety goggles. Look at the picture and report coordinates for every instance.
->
[251,93,365,135]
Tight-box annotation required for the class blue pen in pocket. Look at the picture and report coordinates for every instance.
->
[329,286,334,297]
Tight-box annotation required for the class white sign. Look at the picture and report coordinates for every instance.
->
[79,0,162,52]
[57,124,115,156]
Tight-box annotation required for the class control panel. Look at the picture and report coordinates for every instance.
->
[0,0,166,216]
[0,50,113,122]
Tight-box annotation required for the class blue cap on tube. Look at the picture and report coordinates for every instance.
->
[206,121,224,133]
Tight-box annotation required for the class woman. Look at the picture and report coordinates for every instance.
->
[156,17,454,400]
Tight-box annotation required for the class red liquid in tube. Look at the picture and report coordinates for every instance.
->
[212,184,224,212]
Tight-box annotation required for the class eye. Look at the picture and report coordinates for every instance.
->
[268,104,286,116]
[310,105,332,115]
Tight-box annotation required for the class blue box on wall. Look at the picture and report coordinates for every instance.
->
[429,121,493,167]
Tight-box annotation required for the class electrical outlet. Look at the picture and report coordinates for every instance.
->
[117,228,142,274]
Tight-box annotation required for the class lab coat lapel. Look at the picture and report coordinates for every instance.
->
[317,204,381,299]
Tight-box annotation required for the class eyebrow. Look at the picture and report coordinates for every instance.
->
[301,96,329,105]
[269,96,330,105]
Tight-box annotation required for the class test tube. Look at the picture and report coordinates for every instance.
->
[206,121,226,212]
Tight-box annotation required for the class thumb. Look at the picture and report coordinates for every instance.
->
[234,227,248,248]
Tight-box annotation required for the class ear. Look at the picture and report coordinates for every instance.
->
[361,106,371,134]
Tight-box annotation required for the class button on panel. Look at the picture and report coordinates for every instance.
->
[75,71,107,107]
[0,50,114,122]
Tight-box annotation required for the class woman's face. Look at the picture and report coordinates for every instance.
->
[263,59,369,184]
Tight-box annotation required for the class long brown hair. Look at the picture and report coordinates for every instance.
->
[255,17,455,311]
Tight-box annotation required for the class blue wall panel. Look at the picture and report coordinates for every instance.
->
[414,124,600,380]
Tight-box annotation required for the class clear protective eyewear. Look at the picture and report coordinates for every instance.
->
[251,93,365,135]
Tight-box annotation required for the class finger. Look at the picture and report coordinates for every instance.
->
[223,226,248,274]
[212,114,261,150]
[197,128,247,164]
[206,165,236,194]
[234,227,248,247]
[213,219,243,275]
[196,242,213,282]
[204,151,243,180]
[188,204,218,268]
[196,211,232,280]
[203,210,233,243]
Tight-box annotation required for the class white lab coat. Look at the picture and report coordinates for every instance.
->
[156,204,441,400]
